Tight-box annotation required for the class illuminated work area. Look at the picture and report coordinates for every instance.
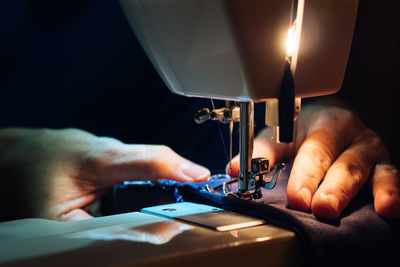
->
[0,0,399,266]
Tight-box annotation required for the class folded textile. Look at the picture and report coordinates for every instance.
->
[156,165,400,267]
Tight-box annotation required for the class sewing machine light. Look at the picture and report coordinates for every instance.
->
[286,22,297,58]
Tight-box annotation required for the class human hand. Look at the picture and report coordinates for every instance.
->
[0,128,210,221]
[228,105,400,219]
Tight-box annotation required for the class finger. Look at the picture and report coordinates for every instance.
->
[227,137,291,177]
[311,131,387,218]
[287,130,344,211]
[91,144,210,186]
[287,109,361,212]
[372,164,400,218]
[58,208,94,221]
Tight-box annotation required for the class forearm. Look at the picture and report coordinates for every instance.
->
[0,128,26,221]
[0,127,54,221]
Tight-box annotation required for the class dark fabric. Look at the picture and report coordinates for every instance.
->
[155,166,400,267]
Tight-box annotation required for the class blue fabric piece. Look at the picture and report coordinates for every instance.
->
[157,166,400,267]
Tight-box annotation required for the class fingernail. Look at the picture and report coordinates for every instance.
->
[325,194,341,218]
[313,193,341,219]
[180,162,210,181]
[299,188,312,210]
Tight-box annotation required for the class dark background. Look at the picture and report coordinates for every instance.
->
[0,0,399,170]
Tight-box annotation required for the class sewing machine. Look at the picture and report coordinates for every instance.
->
[0,0,358,265]
[119,0,358,198]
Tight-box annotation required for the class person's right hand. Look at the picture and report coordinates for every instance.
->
[0,128,210,221]
[227,104,400,219]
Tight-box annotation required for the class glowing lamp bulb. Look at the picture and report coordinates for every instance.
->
[286,23,297,57]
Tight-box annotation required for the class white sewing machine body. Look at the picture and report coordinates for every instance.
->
[119,0,358,101]
[0,202,303,266]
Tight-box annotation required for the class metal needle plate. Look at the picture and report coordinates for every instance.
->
[142,202,265,232]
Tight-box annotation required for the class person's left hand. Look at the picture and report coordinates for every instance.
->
[0,128,210,221]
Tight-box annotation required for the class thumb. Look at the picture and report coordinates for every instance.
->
[96,145,210,187]
[226,138,289,177]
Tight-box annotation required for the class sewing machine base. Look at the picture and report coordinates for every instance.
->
[0,202,304,266]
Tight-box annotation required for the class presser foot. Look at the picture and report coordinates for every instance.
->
[226,188,263,201]
[205,162,286,201]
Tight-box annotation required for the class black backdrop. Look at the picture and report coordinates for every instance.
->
[1,0,399,171]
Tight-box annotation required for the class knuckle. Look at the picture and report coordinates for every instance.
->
[61,128,86,137]
[96,138,123,160]
[305,144,334,172]
[321,107,354,123]
[330,183,351,205]
[326,108,363,132]
[364,130,386,150]
[337,160,365,189]
[83,140,121,169]
[356,129,389,163]
[157,145,173,155]
[358,129,379,143]
[99,145,120,162]
[146,145,173,173]
[148,145,172,162]
[294,143,335,189]
[97,136,123,146]
[381,165,400,177]
[338,108,357,123]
